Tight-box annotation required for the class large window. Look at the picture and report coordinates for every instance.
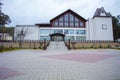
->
[80,21,84,27]
[65,36,74,41]
[76,36,86,41]
[70,14,74,21]
[40,36,50,41]
[76,30,86,35]
[40,29,51,34]
[70,22,74,27]
[59,22,63,27]
[52,13,85,28]
[75,22,79,27]
[64,22,69,27]
[54,21,58,26]
[64,14,69,21]
[51,29,63,34]
[59,17,63,21]
[64,30,74,34]
[75,17,79,21]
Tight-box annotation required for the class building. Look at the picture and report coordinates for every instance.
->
[0,33,13,41]
[14,7,113,41]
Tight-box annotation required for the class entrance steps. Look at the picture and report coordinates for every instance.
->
[47,41,68,51]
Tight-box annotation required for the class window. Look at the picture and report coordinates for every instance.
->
[75,22,79,27]
[59,22,63,27]
[70,14,74,21]
[65,36,74,41]
[70,22,74,27]
[59,17,63,21]
[40,29,51,34]
[54,21,58,26]
[75,17,79,21]
[76,30,86,34]
[64,22,69,27]
[64,30,74,34]
[40,36,50,41]
[76,36,86,41]
[80,21,84,27]
[64,14,69,21]
[51,29,63,34]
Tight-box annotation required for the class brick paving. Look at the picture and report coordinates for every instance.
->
[0,49,120,80]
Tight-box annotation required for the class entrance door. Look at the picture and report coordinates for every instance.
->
[52,35,63,41]
[50,33,65,41]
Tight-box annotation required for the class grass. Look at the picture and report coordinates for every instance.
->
[69,44,120,50]
[0,46,20,53]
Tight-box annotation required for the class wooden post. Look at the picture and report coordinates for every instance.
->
[68,39,71,50]
[43,39,46,50]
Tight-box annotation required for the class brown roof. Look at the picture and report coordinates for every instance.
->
[35,9,86,27]
[93,7,111,18]
[50,9,86,23]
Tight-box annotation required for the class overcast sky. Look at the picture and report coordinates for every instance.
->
[2,0,120,27]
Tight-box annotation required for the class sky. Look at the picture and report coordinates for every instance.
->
[2,0,120,27]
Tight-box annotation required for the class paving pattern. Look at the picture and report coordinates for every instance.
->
[43,53,117,63]
[0,49,120,80]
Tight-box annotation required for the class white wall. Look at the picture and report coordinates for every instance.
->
[86,18,97,40]
[14,25,39,40]
[86,17,113,40]
[94,17,113,40]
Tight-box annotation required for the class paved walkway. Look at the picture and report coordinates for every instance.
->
[0,48,120,80]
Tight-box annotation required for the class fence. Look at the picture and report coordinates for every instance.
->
[65,40,120,49]
[0,40,50,50]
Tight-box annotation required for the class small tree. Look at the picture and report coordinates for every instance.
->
[112,16,120,41]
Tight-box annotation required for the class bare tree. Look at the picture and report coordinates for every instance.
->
[15,26,28,48]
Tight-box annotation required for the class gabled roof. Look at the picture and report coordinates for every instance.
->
[50,9,86,23]
[93,7,111,18]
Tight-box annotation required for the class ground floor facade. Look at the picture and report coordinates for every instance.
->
[39,27,86,41]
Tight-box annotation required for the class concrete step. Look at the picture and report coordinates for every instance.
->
[47,41,68,51]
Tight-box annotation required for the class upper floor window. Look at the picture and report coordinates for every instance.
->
[64,14,69,21]
[75,17,79,21]
[54,21,58,26]
[64,22,69,27]
[59,22,63,27]
[75,21,79,27]
[52,13,85,28]
[59,17,63,21]
[80,21,84,27]
[70,22,74,27]
[70,14,74,21]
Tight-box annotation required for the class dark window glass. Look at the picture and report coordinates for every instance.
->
[75,17,79,21]
[59,22,63,27]
[54,21,58,26]
[64,14,69,21]
[70,14,74,21]
[75,21,79,27]
[80,21,84,27]
[70,22,74,27]
[64,22,69,27]
[59,17,63,21]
